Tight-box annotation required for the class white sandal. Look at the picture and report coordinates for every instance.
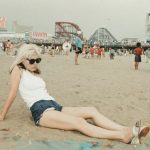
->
[130,120,150,145]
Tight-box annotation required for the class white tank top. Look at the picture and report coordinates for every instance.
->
[19,70,55,108]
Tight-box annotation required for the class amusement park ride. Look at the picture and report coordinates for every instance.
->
[55,22,83,41]
[54,22,118,47]
[88,28,118,46]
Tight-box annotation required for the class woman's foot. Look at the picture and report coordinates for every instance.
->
[131,126,150,144]
[122,126,150,144]
[121,127,133,144]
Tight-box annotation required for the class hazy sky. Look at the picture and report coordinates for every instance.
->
[1,0,150,40]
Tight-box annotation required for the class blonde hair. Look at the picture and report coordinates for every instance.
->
[9,44,41,73]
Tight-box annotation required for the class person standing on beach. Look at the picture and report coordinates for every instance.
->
[90,46,95,59]
[0,42,3,52]
[109,48,115,60]
[101,47,105,57]
[96,46,102,60]
[134,42,143,70]
[74,31,82,65]
[62,39,71,56]
[5,40,12,55]
[0,44,149,145]
[144,48,150,63]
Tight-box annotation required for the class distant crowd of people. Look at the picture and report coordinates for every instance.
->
[1,37,150,71]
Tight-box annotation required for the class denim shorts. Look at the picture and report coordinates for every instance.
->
[30,100,63,126]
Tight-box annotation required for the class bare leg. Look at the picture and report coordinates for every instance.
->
[75,53,79,65]
[39,110,132,143]
[66,50,69,56]
[62,107,126,131]
[137,62,139,69]
[135,62,138,70]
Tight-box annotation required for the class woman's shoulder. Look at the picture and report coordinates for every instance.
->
[11,65,23,76]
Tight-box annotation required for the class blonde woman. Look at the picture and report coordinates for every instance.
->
[0,44,149,144]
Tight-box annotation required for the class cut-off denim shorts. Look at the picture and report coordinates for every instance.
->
[30,100,63,126]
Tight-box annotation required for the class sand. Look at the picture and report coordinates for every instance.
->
[0,51,150,150]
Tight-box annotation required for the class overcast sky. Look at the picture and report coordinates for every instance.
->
[1,0,150,40]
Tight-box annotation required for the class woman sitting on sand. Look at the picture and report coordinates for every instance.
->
[0,44,149,144]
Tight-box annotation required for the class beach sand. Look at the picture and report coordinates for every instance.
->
[0,52,150,150]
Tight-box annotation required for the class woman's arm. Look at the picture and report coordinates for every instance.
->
[0,66,21,120]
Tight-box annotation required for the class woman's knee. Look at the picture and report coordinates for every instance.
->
[88,106,97,111]
[88,107,98,114]
[74,117,87,129]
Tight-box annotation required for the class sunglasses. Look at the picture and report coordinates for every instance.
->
[26,58,41,64]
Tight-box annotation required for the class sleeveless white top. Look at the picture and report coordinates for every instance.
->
[19,70,55,108]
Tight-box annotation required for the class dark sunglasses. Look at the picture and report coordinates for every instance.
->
[26,58,41,64]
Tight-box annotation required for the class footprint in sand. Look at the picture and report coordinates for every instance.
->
[75,91,80,94]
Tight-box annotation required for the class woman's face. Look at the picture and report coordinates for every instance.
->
[22,52,41,72]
